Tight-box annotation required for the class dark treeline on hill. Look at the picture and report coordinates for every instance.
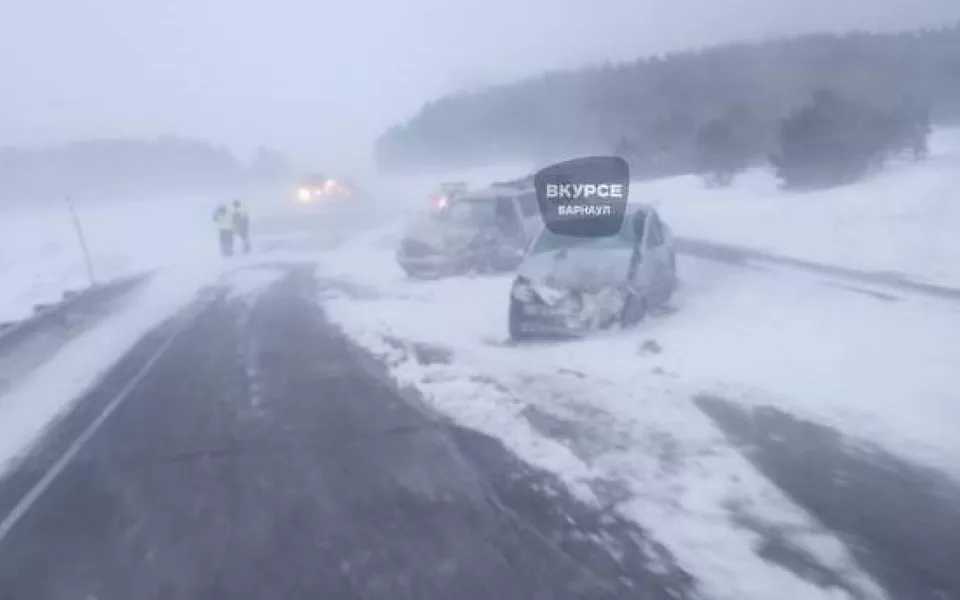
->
[771,90,930,189]
[0,137,294,204]
[376,24,958,188]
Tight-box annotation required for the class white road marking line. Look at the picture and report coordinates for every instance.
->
[0,304,204,546]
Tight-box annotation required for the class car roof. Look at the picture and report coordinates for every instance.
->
[626,202,658,216]
[457,191,499,203]
[461,184,534,202]
[458,183,659,215]
[490,173,535,188]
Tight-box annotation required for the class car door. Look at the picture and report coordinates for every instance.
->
[625,211,649,291]
[645,213,669,299]
[515,190,542,243]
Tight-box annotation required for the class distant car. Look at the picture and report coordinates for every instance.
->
[294,174,356,205]
[426,182,469,214]
[396,178,542,279]
[508,204,677,340]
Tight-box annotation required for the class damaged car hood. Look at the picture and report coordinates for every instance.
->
[517,246,632,293]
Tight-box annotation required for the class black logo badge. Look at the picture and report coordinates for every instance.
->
[534,156,629,237]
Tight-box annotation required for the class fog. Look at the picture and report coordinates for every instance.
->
[2,0,959,172]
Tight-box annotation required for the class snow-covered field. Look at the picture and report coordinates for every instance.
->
[0,197,219,323]
[0,187,312,324]
[649,128,960,288]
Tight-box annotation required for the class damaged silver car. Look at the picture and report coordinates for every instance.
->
[508,204,677,340]
[396,180,542,279]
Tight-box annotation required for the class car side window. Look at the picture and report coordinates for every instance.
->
[517,192,539,217]
[629,212,643,240]
[495,197,523,235]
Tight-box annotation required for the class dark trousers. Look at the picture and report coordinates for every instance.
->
[236,224,250,253]
[219,229,234,256]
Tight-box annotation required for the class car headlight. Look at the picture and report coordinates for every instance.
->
[557,291,584,312]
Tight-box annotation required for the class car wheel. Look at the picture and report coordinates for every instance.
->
[620,292,648,328]
[509,298,530,341]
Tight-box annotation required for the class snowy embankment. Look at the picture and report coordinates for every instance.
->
[649,128,960,289]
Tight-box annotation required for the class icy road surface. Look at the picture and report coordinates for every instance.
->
[0,266,692,600]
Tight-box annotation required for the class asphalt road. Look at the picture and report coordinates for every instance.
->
[0,265,691,600]
[697,395,960,600]
[3,222,960,600]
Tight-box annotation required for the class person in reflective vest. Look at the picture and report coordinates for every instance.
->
[232,199,251,253]
[213,204,234,256]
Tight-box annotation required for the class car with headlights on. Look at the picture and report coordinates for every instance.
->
[294,174,355,205]
[428,182,469,213]
[508,204,677,340]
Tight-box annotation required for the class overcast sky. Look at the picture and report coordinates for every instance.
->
[2,0,959,169]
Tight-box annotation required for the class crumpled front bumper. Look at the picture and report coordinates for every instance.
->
[512,284,625,335]
[514,301,595,336]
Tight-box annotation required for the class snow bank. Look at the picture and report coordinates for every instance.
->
[648,128,960,288]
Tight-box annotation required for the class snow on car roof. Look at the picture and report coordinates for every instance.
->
[490,174,535,188]
[626,202,655,213]
[462,180,653,213]
[464,178,535,199]
[461,186,530,202]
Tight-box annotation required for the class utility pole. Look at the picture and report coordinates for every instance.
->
[66,196,96,287]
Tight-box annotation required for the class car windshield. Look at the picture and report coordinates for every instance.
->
[530,214,641,254]
[441,198,496,227]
